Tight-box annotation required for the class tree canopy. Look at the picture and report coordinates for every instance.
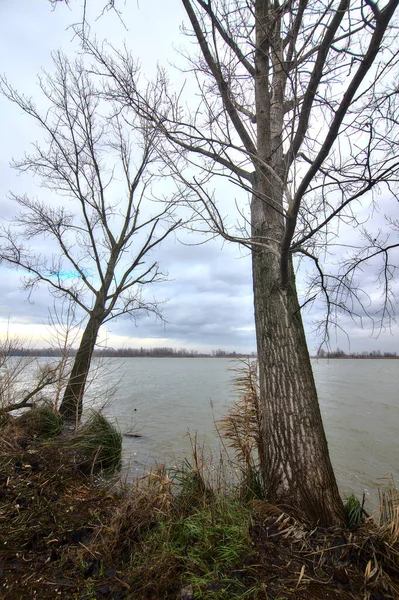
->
[0,52,180,420]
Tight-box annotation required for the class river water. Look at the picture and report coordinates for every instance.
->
[85,357,398,509]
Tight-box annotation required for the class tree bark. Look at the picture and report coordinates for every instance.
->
[59,304,104,422]
[249,1,345,526]
[252,182,345,525]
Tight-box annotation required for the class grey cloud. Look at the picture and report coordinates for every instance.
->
[106,240,256,351]
[0,1,397,355]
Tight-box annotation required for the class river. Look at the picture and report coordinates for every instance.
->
[84,357,398,510]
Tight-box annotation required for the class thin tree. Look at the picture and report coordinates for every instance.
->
[0,53,180,422]
[83,0,399,525]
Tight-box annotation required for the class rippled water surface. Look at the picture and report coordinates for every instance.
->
[87,357,398,507]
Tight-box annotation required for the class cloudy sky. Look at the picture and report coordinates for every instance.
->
[0,0,398,355]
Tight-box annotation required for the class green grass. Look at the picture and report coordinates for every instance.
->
[16,405,62,439]
[238,464,264,502]
[90,452,255,599]
[110,454,252,598]
[127,494,252,599]
[170,456,215,507]
[344,493,366,527]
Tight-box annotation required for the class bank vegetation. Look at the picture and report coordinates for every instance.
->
[1,360,399,599]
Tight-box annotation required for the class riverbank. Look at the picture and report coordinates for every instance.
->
[1,415,399,599]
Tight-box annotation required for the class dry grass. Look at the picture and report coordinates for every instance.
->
[217,359,265,500]
[378,475,399,529]
[361,477,399,598]
[218,359,261,468]
[92,465,173,559]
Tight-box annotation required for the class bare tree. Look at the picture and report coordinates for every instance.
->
[0,52,180,422]
[81,0,399,525]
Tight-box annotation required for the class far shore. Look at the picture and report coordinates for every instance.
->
[4,352,398,359]
[312,355,398,360]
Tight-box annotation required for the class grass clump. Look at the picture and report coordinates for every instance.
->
[344,493,366,527]
[15,404,62,439]
[171,456,215,508]
[66,410,122,475]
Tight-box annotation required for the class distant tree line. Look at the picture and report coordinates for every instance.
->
[3,345,397,359]
[316,348,397,359]
[4,347,255,359]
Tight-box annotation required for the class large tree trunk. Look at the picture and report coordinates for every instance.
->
[59,306,103,422]
[251,185,345,526]
[250,1,345,526]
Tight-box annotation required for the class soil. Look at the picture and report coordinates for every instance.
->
[1,422,398,600]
